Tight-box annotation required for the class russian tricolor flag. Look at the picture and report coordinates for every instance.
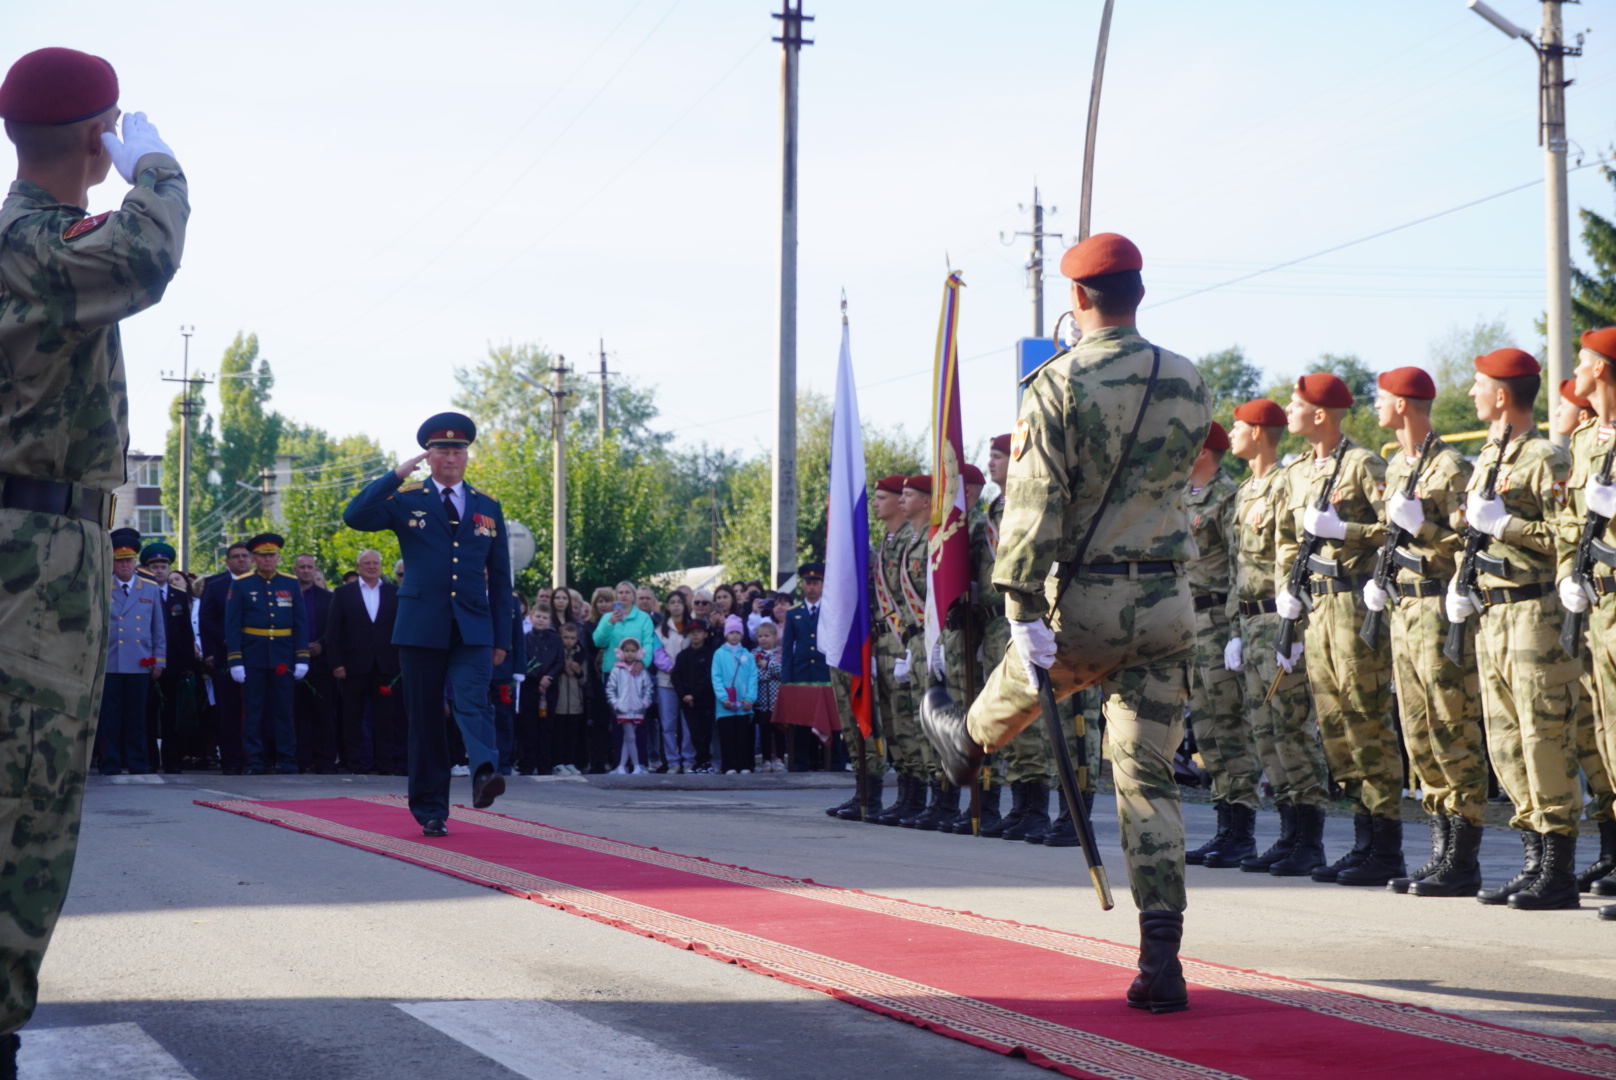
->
[817,315,874,737]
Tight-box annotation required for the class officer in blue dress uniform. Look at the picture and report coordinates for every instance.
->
[225,533,308,774]
[781,562,830,684]
[343,412,512,836]
[99,529,166,774]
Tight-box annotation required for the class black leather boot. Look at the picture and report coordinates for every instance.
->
[1242,804,1296,872]
[1269,804,1327,877]
[1508,832,1581,910]
[1186,802,1229,866]
[1593,872,1616,897]
[1311,813,1372,882]
[1391,814,1449,894]
[1337,816,1405,886]
[899,782,938,828]
[1037,791,1082,847]
[1126,911,1189,1014]
[1003,781,1050,841]
[950,782,1002,834]
[1577,819,1616,892]
[872,775,918,826]
[836,774,884,821]
[1410,816,1484,897]
[915,783,959,831]
[982,780,1023,838]
[826,792,861,818]
[1478,830,1543,905]
[1204,804,1257,868]
[1,1032,16,1080]
[919,687,984,787]
[1601,904,1616,920]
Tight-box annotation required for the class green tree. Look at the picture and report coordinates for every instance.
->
[264,433,397,581]
[1426,317,1521,452]
[216,331,282,531]
[1196,345,1263,422]
[1573,163,1616,332]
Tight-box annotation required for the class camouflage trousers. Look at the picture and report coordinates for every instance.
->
[1189,606,1259,810]
[1389,594,1488,824]
[1584,597,1616,822]
[1576,672,1612,822]
[830,667,886,777]
[968,574,1193,912]
[877,632,930,780]
[1476,594,1583,836]
[1303,590,1401,818]
[2,688,99,1034]
[1239,610,1329,809]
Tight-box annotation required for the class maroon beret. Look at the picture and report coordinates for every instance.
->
[1059,232,1143,280]
[1475,348,1539,378]
[1294,373,1353,409]
[1581,328,1616,364]
[1560,378,1592,410]
[903,475,933,496]
[1376,366,1436,401]
[0,48,118,124]
[990,432,1011,455]
[959,464,985,486]
[875,474,906,496]
[1203,421,1230,452]
[1232,399,1287,427]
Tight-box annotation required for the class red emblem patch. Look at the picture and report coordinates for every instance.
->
[1011,419,1031,461]
[63,211,110,241]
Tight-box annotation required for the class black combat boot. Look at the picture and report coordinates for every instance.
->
[1577,819,1616,892]
[1204,804,1258,868]
[982,781,1023,838]
[918,686,984,787]
[826,791,861,818]
[1242,804,1296,872]
[1004,781,1051,841]
[1,1032,16,1080]
[899,781,938,828]
[1336,816,1405,886]
[1477,830,1543,905]
[1126,912,1189,1014]
[917,784,961,831]
[1037,791,1082,847]
[1509,833,1581,910]
[1391,814,1450,894]
[1602,904,1616,920]
[950,782,1002,834]
[1410,817,1484,897]
[1269,804,1327,877]
[1186,802,1229,866]
[836,775,884,821]
[1311,813,1372,883]
[872,775,918,826]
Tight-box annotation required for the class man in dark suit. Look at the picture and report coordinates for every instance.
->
[292,552,339,773]
[139,542,194,772]
[328,548,403,774]
[199,542,252,775]
[344,412,512,836]
[781,562,830,684]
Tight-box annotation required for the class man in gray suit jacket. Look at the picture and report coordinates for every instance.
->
[99,528,165,774]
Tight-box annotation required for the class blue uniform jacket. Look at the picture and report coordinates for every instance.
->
[492,600,527,680]
[343,471,512,651]
[780,603,829,684]
[106,575,166,674]
[224,571,309,669]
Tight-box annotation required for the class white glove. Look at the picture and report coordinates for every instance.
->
[1275,589,1304,621]
[1559,577,1591,614]
[1445,579,1476,624]
[1362,579,1389,612]
[1223,637,1243,672]
[293,663,308,680]
[1588,477,1616,520]
[1386,491,1426,536]
[1275,642,1304,674]
[100,112,175,183]
[1466,492,1511,540]
[893,650,911,684]
[1009,618,1057,687]
[230,665,246,684]
[929,636,944,673]
[512,672,526,683]
[1303,503,1347,541]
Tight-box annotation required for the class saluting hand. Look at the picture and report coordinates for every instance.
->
[395,451,429,479]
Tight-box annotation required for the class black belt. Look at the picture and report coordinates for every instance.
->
[1395,579,1444,599]
[1085,561,1177,576]
[0,475,105,525]
[1594,576,1616,600]
[1309,574,1370,596]
[1480,582,1549,607]
[1193,592,1227,611]
[1239,598,1277,617]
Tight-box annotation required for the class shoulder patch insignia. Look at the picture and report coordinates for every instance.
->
[1011,418,1031,461]
[63,211,110,241]
[1553,478,1568,508]
[399,481,423,493]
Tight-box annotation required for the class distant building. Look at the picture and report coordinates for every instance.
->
[110,451,303,548]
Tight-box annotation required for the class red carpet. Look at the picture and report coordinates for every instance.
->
[196,795,1616,1080]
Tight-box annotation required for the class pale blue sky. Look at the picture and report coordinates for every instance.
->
[6,0,1616,463]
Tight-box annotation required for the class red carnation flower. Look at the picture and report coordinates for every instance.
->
[378,685,392,697]
[275,663,288,675]
[139,656,157,668]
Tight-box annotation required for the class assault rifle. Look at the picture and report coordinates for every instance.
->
[1443,423,1512,666]
[1559,444,1616,659]
[1266,437,1349,703]
[1359,429,1438,647]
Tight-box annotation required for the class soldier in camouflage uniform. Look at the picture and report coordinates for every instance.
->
[1362,368,1487,898]
[1223,399,1331,876]
[921,233,1209,1014]
[1565,334,1616,913]
[0,49,189,1057]
[1275,373,1405,887]
[899,475,957,829]
[870,476,925,826]
[939,464,1000,833]
[1181,421,1261,869]
[1449,349,1582,910]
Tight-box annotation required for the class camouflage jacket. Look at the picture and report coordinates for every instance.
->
[995,325,1210,621]
[1228,465,1286,615]
[973,499,1005,616]
[1567,417,1615,517]
[1275,437,1386,590]
[1186,469,1239,597]
[874,523,913,651]
[901,520,928,639]
[1384,437,1471,584]
[1466,429,1573,587]
[0,155,189,718]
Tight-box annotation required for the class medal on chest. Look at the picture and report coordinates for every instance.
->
[473,512,497,538]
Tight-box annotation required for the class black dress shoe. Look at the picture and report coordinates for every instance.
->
[472,766,506,809]
[422,819,448,838]
[918,687,984,787]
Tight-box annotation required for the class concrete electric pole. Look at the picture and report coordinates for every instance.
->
[518,356,573,589]
[1004,188,1063,337]
[161,326,210,570]
[596,338,613,443]
[772,0,812,587]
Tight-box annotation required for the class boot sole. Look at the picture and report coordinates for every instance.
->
[1127,999,1190,1014]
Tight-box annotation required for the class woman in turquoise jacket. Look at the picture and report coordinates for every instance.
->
[711,615,759,773]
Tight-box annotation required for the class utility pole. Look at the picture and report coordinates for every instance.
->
[1005,188,1062,337]
[772,0,812,587]
[596,338,613,443]
[518,358,572,588]
[1078,0,1116,242]
[161,326,210,570]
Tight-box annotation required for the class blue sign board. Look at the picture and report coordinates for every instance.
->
[1016,337,1059,404]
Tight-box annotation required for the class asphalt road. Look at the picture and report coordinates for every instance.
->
[22,771,1616,1078]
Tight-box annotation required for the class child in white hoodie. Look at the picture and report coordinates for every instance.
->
[606,637,655,774]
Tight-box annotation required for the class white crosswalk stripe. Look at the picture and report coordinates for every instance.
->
[20,1022,197,1079]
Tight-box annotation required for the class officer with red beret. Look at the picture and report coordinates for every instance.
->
[0,46,188,1062]
[863,475,922,824]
